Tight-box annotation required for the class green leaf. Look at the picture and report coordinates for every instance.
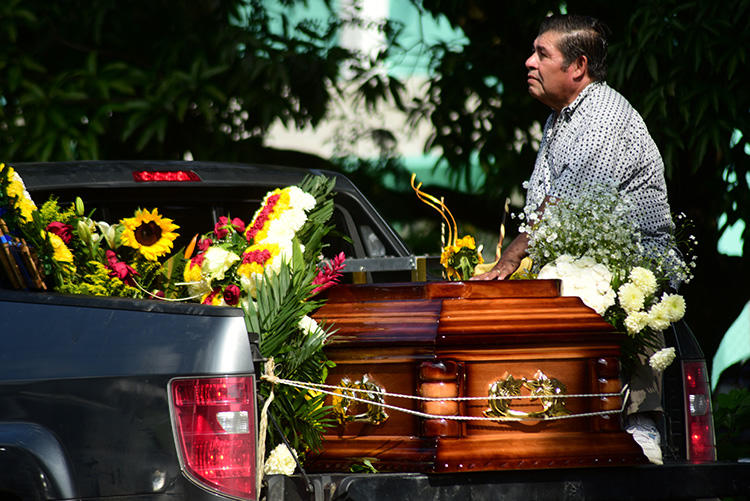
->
[646,55,658,81]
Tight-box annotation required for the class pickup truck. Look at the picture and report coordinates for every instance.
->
[0,160,748,501]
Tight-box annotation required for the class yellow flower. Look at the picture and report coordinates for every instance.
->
[42,231,76,272]
[2,163,37,222]
[455,235,477,249]
[183,259,203,283]
[120,208,179,261]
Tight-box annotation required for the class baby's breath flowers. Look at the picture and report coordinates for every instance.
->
[518,184,694,371]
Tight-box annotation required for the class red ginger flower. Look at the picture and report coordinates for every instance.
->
[312,252,346,295]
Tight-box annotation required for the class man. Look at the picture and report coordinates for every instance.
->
[474,14,673,464]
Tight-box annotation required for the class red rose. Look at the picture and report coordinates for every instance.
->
[46,221,74,244]
[198,238,213,252]
[223,284,241,306]
[105,250,138,286]
[230,217,246,233]
[214,216,230,239]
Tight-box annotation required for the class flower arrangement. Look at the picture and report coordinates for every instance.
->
[1,163,345,457]
[179,175,343,455]
[0,163,180,297]
[519,184,694,372]
[411,174,483,280]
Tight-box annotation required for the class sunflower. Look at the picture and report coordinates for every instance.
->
[120,208,179,261]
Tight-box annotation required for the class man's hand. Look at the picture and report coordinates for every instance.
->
[470,233,530,281]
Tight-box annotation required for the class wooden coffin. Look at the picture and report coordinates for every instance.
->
[309,280,645,473]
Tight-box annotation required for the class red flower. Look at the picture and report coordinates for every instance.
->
[214,216,247,239]
[230,217,246,233]
[242,248,272,265]
[245,193,280,242]
[190,252,206,267]
[214,216,230,239]
[198,238,213,252]
[105,250,139,286]
[312,252,346,295]
[223,284,241,306]
[202,287,222,305]
[46,221,74,244]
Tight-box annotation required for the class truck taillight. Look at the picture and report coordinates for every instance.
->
[682,361,717,462]
[133,170,201,182]
[170,376,257,500]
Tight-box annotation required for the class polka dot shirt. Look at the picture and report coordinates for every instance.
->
[525,81,674,253]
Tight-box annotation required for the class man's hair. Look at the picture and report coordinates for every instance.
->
[538,14,610,81]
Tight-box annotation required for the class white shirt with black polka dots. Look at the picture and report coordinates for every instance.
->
[525,81,674,254]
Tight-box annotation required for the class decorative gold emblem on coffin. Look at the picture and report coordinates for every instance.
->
[331,374,389,425]
[484,369,571,420]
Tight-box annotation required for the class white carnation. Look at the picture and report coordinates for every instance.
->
[618,282,645,313]
[264,444,298,475]
[287,186,316,212]
[649,347,676,371]
[659,293,686,323]
[647,301,671,331]
[624,311,649,335]
[202,247,240,282]
[629,267,657,296]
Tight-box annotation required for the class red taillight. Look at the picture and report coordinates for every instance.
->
[682,361,717,462]
[133,170,201,182]
[170,376,257,500]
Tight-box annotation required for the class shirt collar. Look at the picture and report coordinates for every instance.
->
[559,81,604,120]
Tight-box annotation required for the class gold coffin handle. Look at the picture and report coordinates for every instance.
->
[484,370,571,420]
[332,374,389,425]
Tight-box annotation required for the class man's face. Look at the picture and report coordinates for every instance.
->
[525,30,577,111]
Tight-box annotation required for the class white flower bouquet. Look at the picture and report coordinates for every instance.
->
[522,184,694,372]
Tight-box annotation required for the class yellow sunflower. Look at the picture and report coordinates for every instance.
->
[120,208,179,261]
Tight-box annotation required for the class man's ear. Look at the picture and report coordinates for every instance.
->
[571,55,588,80]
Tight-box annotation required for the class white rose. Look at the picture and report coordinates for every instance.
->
[298,315,324,337]
[539,255,615,316]
[202,246,240,282]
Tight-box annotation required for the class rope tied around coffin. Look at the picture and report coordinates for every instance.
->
[260,357,630,422]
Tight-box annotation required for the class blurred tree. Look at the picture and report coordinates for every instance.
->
[0,0,402,163]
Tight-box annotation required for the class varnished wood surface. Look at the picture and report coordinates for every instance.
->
[310,280,641,473]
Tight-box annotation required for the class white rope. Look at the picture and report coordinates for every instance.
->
[263,374,626,401]
[131,277,205,302]
[261,373,630,422]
